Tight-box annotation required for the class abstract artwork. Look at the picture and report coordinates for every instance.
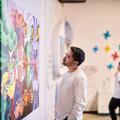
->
[0,0,40,119]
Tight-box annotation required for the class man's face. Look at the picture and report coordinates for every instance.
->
[62,49,74,67]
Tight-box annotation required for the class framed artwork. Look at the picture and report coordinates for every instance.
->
[1,0,40,119]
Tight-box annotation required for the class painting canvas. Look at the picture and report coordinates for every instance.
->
[0,0,40,119]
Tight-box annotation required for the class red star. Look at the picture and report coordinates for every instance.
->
[111,52,120,61]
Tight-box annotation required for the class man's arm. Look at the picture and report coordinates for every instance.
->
[117,73,120,84]
[68,77,87,120]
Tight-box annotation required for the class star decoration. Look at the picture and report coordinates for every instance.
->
[118,44,120,51]
[103,30,111,39]
[104,45,111,53]
[111,52,120,61]
[107,63,113,70]
[93,46,99,53]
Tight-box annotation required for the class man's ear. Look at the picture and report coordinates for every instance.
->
[74,61,78,66]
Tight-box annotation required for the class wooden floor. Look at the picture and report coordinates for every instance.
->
[83,113,120,120]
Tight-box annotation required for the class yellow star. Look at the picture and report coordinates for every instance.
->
[105,45,111,53]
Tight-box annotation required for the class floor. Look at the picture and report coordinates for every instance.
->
[83,113,120,120]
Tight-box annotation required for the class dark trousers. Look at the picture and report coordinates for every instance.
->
[64,116,68,120]
[109,97,120,120]
[55,116,68,120]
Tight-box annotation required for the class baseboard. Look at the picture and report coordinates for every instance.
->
[84,112,120,116]
[84,111,97,113]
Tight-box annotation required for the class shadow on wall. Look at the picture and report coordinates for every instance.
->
[51,21,73,78]
[82,65,98,111]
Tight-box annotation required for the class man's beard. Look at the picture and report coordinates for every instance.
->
[62,58,68,66]
[62,61,68,66]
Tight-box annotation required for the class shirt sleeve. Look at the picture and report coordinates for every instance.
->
[116,73,120,82]
[68,77,87,120]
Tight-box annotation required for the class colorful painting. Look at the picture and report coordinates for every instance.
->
[0,0,40,119]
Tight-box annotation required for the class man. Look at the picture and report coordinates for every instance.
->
[55,46,87,120]
[109,62,120,120]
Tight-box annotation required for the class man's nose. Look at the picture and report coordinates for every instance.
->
[63,57,66,61]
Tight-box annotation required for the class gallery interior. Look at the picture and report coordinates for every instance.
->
[1,0,120,120]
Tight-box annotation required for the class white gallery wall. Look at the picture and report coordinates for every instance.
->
[63,0,120,113]
[44,0,66,118]
[44,0,120,115]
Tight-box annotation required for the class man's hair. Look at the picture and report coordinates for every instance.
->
[70,46,85,66]
[119,62,120,65]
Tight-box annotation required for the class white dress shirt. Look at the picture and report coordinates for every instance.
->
[55,68,87,120]
[113,72,120,99]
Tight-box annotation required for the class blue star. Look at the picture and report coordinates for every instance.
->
[93,46,99,53]
[118,44,120,51]
[103,30,111,39]
[107,63,113,70]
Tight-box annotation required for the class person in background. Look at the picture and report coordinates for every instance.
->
[109,62,120,120]
[55,46,87,120]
